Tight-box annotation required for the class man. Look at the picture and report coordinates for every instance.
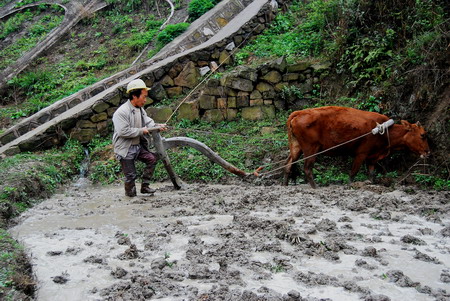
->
[112,78,167,197]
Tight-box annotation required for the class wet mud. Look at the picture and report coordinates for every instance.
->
[10,179,450,301]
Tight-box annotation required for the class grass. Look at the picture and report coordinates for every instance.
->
[0,6,64,70]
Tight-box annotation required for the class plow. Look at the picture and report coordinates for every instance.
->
[149,126,252,189]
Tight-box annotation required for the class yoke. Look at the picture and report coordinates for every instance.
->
[148,126,250,189]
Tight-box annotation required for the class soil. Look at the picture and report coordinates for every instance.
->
[9,178,450,301]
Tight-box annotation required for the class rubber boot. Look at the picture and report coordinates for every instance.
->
[141,163,156,194]
[121,159,137,197]
[141,183,156,194]
[125,182,136,197]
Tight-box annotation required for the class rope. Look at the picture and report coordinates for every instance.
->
[255,131,374,177]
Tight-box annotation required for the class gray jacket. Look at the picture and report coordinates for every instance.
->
[112,100,155,158]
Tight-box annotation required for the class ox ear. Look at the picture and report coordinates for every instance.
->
[401,120,412,130]
[415,121,421,127]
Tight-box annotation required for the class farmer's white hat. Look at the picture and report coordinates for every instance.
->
[126,79,150,93]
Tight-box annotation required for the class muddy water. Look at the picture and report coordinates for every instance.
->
[10,179,450,301]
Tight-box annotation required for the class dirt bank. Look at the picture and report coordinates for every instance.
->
[10,179,450,300]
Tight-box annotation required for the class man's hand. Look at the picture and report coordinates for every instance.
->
[157,124,168,131]
[142,127,149,134]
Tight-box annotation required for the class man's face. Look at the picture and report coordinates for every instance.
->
[132,89,148,107]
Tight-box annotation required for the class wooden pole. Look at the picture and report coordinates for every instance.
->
[150,128,182,190]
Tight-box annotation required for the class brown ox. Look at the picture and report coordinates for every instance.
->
[284,106,430,188]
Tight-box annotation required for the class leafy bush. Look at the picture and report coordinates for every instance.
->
[156,23,190,46]
[188,0,217,21]
[414,174,450,190]
[8,70,56,96]
[236,0,339,63]
[357,95,382,112]
[0,10,34,39]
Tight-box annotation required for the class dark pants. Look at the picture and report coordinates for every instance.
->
[120,145,158,184]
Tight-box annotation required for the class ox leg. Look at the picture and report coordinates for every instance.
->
[350,154,366,182]
[304,155,317,189]
[283,140,302,186]
[367,162,376,183]
[283,154,292,186]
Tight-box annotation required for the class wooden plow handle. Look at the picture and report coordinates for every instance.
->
[148,127,250,189]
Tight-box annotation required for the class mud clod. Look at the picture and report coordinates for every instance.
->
[361,246,378,257]
[52,272,69,284]
[111,267,128,279]
[118,244,140,260]
[386,270,419,287]
[400,234,426,245]
[440,270,450,283]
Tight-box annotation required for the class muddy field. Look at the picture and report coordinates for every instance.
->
[10,178,450,301]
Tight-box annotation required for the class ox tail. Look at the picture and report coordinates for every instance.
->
[284,113,303,185]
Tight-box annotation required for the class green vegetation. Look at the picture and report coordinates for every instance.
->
[156,23,190,47]
[0,228,33,300]
[237,0,448,89]
[188,0,219,21]
[0,7,64,70]
[414,174,450,190]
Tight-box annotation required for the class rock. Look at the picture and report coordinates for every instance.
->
[177,101,199,121]
[220,75,253,92]
[146,107,173,123]
[151,257,167,270]
[250,90,262,99]
[261,70,282,84]
[160,75,174,87]
[148,83,168,101]
[199,94,217,109]
[236,67,258,82]
[241,106,275,120]
[287,61,311,72]
[199,66,210,76]
[225,41,235,51]
[92,101,110,113]
[118,244,140,260]
[236,92,249,107]
[166,86,183,98]
[90,112,107,123]
[365,294,391,301]
[219,50,233,65]
[439,225,450,237]
[52,274,69,284]
[174,61,201,88]
[255,82,273,92]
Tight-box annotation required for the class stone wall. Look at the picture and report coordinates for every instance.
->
[70,56,330,143]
